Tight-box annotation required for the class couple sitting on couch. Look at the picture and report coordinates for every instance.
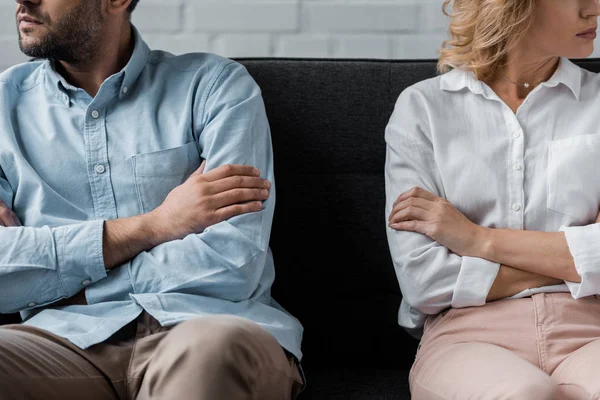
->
[2,0,600,399]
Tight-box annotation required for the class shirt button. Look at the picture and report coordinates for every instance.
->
[513,164,522,171]
[94,164,106,174]
[513,131,521,139]
[82,279,91,286]
[91,110,100,119]
[512,204,522,212]
[122,87,128,94]
[28,302,36,307]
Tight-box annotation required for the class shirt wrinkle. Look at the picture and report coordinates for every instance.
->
[386,57,600,339]
[0,25,303,360]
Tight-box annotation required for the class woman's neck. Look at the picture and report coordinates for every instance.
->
[486,48,560,112]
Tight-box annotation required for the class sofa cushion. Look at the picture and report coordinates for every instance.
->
[301,367,411,400]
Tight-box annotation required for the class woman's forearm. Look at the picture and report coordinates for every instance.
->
[487,264,565,302]
[475,228,581,282]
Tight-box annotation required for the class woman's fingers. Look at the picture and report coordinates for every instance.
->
[389,205,430,226]
[389,197,433,223]
[394,186,438,206]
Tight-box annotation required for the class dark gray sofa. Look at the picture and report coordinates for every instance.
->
[2,58,600,399]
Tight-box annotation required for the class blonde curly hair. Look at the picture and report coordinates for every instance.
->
[437,0,537,81]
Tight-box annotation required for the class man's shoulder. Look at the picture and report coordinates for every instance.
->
[148,50,242,77]
[145,50,257,97]
[0,60,45,92]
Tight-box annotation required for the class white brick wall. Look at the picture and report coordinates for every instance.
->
[2,0,600,70]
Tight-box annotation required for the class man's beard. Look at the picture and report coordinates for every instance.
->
[17,0,104,64]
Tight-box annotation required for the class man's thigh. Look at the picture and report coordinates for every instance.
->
[132,315,303,400]
[0,325,119,400]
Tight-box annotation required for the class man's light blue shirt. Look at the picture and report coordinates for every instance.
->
[0,26,303,360]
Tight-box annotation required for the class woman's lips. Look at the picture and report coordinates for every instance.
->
[577,27,597,40]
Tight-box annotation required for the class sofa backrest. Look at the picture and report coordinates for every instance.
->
[237,58,600,370]
[2,57,600,370]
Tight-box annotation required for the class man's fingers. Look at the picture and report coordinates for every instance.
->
[201,164,260,182]
[11,213,22,227]
[206,176,270,196]
[0,212,20,227]
[190,160,207,178]
[214,202,264,222]
[0,204,14,227]
[0,200,22,227]
[211,188,270,210]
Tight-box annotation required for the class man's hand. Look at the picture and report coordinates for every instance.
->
[149,161,271,244]
[0,199,21,227]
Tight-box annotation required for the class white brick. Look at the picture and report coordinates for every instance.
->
[0,6,17,34]
[5,0,565,67]
[190,3,298,33]
[304,4,419,33]
[212,35,272,58]
[334,35,391,59]
[421,1,450,33]
[590,26,600,57]
[392,34,447,59]
[133,4,183,33]
[0,37,30,68]
[143,34,210,55]
[276,35,330,58]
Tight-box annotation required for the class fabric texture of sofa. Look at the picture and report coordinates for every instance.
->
[2,57,600,399]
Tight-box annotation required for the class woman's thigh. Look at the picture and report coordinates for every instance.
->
[552,338,600,400]
[410,342,557,400]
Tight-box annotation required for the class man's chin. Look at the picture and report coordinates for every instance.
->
[18,36,43,57]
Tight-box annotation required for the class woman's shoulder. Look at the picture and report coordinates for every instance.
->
[394,68,466,108]
[578,64,600,100]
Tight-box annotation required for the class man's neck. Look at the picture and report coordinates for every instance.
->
[56,23,134,98]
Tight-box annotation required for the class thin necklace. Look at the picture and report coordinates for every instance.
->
[500,75,533,89]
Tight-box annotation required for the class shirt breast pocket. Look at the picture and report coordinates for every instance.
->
[132,142,201,214]
[547,134,600,224]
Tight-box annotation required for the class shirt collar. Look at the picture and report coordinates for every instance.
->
[543,57,581,100]
[43,24,150,104]
[439,57,582,100]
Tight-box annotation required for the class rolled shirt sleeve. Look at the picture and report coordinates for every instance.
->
[385,87,500,316]
[126,61,274,303]
[0,219,107,314]
[560,224,600,298]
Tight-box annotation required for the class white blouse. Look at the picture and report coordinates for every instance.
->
[385,58,600,338]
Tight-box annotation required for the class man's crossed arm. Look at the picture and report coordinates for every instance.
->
[0,161,270,312]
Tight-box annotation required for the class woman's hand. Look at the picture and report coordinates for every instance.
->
[388,187,485,257]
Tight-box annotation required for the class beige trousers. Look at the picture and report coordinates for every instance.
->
[410,293,600,400]
[0,312,304,400]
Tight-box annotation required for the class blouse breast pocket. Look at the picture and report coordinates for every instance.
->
[547,134,600,224]
[132,142,201,214]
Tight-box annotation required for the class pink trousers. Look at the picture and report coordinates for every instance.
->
[410,293,600,400]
